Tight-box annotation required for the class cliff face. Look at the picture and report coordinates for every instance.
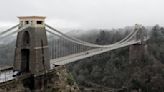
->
[0,66,80,92]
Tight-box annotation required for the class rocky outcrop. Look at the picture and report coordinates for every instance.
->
[45,65,80,92]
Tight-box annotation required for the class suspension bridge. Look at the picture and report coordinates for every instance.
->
[0,16,148,90]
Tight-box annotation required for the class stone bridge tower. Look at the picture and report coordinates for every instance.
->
[14,16,50,76]
[129,25,147,64]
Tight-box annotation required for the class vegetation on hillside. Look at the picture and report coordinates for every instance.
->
[67,25,164,92]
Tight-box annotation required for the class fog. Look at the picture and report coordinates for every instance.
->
[0,0,164,30]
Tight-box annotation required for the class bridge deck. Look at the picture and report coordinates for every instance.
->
[50,41,140,66]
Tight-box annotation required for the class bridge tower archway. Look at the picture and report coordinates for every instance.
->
[21,49,30,73]
[20,31,30,73]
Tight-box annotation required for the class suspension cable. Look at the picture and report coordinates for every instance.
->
[0,24,31,41]
[46,24,139,48]
[0,24,19,36]
[46,24,108,47]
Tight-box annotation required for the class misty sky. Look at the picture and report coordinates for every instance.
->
[0,0,164,29]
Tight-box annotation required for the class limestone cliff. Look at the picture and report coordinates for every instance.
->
[45,66,80,92]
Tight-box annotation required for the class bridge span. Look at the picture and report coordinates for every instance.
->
[0,16,148,91]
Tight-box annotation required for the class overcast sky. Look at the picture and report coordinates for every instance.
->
[0,0,164,29]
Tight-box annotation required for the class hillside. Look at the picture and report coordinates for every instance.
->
[67,25,164,92]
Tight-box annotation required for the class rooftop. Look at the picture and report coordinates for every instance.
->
[18,16,46,19]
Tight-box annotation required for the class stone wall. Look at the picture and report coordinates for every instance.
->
[0,65,80,92]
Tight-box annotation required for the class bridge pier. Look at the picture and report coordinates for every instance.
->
[129,43,147,64]
[22,75,46,92]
